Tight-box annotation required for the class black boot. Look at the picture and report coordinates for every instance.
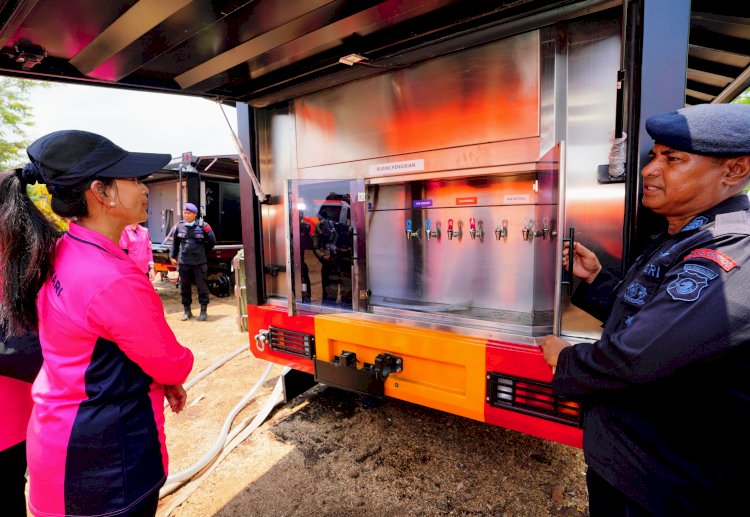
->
[198,304,208,321]
[181,305,193,321]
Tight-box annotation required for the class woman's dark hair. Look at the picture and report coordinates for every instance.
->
[0,171,115,335]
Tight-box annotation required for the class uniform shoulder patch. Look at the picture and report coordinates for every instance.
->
[681,216,709,232]
[203,223,212,231]
[684,248,736,272]
[666,263,717,302]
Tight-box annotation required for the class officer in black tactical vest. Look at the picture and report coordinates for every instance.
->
[170,203,216,321]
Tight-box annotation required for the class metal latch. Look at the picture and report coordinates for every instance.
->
[316,350,403,397]
[373,353,403,381]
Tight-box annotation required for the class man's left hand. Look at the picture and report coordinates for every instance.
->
[540,335,572,368]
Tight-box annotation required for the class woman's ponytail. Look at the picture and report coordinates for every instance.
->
[0,170,60,335]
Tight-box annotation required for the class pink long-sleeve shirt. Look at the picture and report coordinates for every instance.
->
[118,223,154,274]
[0,376,33,450]
[28,222,194,517]
[0,283,41,452]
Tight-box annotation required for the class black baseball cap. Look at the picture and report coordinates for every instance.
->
[25,130,171,188]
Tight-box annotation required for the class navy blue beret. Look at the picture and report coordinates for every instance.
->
[645,103,750,156]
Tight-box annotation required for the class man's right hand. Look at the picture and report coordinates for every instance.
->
[562,241,602,284]
[170,258,177,265]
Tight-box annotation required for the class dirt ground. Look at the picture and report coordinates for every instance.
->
[154,276,589,517]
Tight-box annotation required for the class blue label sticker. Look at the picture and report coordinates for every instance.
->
[681,216,709,232]
[624,282,648,306]
[666,264,716,302]
[413,199,433,208]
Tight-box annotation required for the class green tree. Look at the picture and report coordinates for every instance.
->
[0,77,37,169]
[733,86,750,105]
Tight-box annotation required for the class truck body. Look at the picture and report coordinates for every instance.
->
[146,156,243,297]
[2,0,747,447]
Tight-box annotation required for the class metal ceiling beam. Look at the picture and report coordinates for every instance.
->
[686,68,734,89]
[70,0,194,77]
[686,78,724,97]
[174,0,342,89]
[239,0,619,106]
[685,88,714,102]
[225,0,461,84]
[687,55,744,79]
[0,0,41,49]
[714,63,750,103]
[689,27,750,57]
[688,44,750,68]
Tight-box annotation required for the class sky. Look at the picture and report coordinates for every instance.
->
[26,81,238,161]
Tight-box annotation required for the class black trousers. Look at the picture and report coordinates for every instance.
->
[587,468,652,517]
[178,264,209,307]
[124,490,160,517]
[0,441,28,517]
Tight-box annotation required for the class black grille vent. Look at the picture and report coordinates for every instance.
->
[268,327,314,359]
[487,372,581,427]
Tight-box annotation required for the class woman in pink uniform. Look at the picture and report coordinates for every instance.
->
[0,130,195,517]
[120,223,155,279]
[0,324,42,517]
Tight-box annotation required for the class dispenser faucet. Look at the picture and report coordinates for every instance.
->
[469,217,484,240]
[520,217,555,241]
[449,219,463,241]
[521,218,533,241]
[425,219,440,240]
[495,219,508,241]
[405,219,420,240]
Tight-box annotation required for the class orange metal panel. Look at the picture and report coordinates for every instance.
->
[246,305,316,374]
[314,315,486,421]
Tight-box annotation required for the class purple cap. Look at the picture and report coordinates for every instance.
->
[184,202,198,213]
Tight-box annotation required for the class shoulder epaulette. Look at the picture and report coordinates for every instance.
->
[714,210,750,236]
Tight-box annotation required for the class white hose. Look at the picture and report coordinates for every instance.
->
[158,368,289,517]
[185,344,248,391]
[162,362,274,487]
[164,344,248,409]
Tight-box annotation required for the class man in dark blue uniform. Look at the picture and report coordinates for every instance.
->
[312,194,353,305]
[170,202,216,321]
[541,103,750,517]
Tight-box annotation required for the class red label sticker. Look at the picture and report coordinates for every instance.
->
[456,197,478,205]
[684,248,737,272]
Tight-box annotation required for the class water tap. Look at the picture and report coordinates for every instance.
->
[405,219,420,240]
[494,219,508,241]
